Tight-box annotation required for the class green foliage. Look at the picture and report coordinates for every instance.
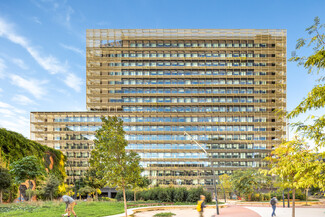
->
[78,185,96,196]
[84,167,105,190]
[10,156,45,184]
[217,174,232,196]
[0,128,66,180]
[230,169,270,200]
[153,212,176,217]
[158,188,170,202]
[0,167,11,203]
[89,116,143,190]
[0,201,126,217]
[2,184,18,203]
[25,189,37,201]
[89,116,143,216]
[0,167,11,192]
[41,174,60,200]
[289,16,325,74]
[288,17,325,150]
[116,187,211,203]
[99,196,117,202]
[265,139,324,191]
[173,187,188,202]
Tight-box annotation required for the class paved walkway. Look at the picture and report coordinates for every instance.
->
[134,206,261,217]
[247,207,325,217]
[133,206,325,217]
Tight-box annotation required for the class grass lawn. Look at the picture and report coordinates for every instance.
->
[0,200,224,217]
[0,201,125,217]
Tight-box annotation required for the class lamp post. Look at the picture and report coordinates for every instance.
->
[184,131,224,215]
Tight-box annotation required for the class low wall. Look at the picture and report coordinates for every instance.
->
[105,204,228,217]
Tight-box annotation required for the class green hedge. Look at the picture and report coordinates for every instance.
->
[249,190,306,201]
[116,187,211,203]
[0,128,66,180]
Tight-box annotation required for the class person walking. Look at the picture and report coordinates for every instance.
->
[270,196,278,217]
[61,195,77,217]
[196,195,206,217]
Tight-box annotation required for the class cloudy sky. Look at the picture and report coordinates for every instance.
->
[0,0,324,138]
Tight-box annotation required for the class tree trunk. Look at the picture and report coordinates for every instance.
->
[134,190,136,202]
[305,188,308,205]
[0,189,2,204]
[287,190,290,208]
[123,187,128,217]
[292,188,296,217]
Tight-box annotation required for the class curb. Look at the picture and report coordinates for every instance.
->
[104,204,228,217]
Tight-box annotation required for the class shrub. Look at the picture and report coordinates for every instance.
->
[263,193,271,201]
[116,187,212,203]
[158,188,169,202]
[100,197,117,202]
[166,187,175,202]
[174,187,188,202]
[154,212,176,217]
[187,187,206,202]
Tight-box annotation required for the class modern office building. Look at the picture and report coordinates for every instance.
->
[31,29,287,190]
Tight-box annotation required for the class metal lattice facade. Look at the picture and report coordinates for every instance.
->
[31,29,287,187]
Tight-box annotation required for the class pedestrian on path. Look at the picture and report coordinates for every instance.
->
[270,196,278,217]
[61,195,78,217]
[196,195,206,217]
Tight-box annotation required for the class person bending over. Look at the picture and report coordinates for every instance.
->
[61,195,77,217]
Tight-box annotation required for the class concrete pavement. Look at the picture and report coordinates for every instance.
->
[132,206,325,217]
[247,207,325,217]
[134,206,261,217]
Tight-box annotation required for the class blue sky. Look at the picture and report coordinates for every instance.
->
[0,0,324,138]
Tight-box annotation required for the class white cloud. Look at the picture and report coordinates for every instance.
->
[9,74,48,99]
[65,6,74,24]
[0,17,82,91]
[32,0,74,29]
[0,116,30,138]
[0,58,6,78]
[64,73,83,92]
[32,16,42,25]
[0,100,25,114]
[12,58,29,70]
[0,100,29,137]
[12,94,36,105]
[0,17,65,74]
[0,87,3,92]
[60,43,84,56]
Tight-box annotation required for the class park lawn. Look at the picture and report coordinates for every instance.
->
[0,201,125,217]
[0,200,223,217]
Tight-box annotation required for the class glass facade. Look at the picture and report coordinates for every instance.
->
[31,29,286,188]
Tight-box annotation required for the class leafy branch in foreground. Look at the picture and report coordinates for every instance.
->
[288,16,325,148]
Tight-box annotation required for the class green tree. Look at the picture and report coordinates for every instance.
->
[84,167,106,200]
[78,185,96,198]
[0,167,11,203]
[89,116,143,217]
[25,188,37,202]
[288,16,325,149]
[42,174,60,200]
[217,174,232,200]
[10,156,45,188]
[230,169,269,200]
[132,176,150,201]
[230,169,257,200]
[265,139,324,217]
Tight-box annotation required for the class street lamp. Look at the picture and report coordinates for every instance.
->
[184,131,225,215]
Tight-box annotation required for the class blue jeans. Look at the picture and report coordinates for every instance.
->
[272,205,276,216]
